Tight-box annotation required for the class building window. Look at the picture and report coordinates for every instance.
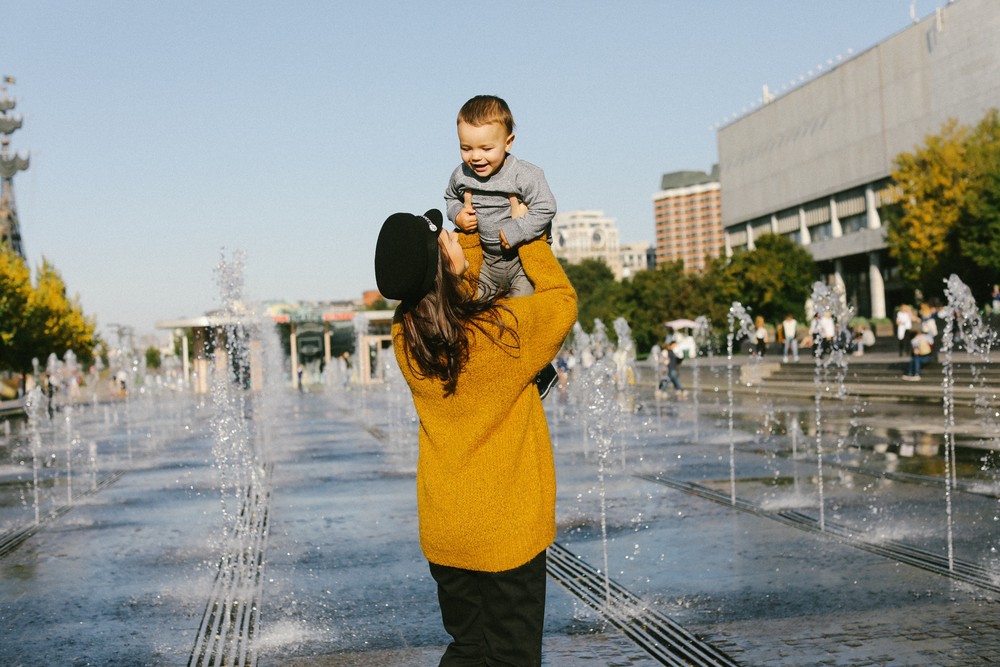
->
[840,213,866,235]
[810,222,833,242]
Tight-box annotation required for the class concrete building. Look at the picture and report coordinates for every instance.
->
[620,241,655,279]
[653,167,723,273]
[717,0,1000,319]
[552,210,652,280]
[552,210,623,279]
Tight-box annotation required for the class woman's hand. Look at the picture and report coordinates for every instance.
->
[500,194,528,250]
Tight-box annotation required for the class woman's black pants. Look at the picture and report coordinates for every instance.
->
[428,549,547,666]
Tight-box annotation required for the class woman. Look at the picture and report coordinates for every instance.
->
[373,205,577,665]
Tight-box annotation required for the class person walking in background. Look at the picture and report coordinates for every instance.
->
[903,329,934,380]
[818,311,835,356]
[753,315,768,357]
[781,314,799,363]
[374,202,576,666]
[919,302,939,363]
[896,304,913,357]
[656,340,686,399]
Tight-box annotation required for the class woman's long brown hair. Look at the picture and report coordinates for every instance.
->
[398,256,519,395]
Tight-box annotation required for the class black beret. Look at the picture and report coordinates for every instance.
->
[374,209,444,304]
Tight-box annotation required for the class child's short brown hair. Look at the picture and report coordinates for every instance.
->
[457,95,515,135]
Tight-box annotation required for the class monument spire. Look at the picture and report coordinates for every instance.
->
[0,75,29,258]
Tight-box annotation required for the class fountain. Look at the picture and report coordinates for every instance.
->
[726,302,756,504]
[7,258,1000,665]
[807,280,854,529]
[940,274,998,571]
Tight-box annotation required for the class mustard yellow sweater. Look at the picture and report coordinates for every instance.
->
[393,236,577,572]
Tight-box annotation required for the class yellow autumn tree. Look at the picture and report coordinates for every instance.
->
[0,246,32,366]
[0,249,97,374]
[886,118,971,290]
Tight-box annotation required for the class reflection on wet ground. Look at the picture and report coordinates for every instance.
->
[2,376,1000,666]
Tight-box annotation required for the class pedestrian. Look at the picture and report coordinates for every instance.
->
[992,284,1000,312]
[896,304,913,357]
[656,340,686,399]
[781,314,799,362]
[753,315,768,357]
[818,311,836,356]
[903,329,934,380]
[374,204,576,666]
[919,302,939,362]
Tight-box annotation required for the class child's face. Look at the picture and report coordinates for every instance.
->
[458,121,514,179]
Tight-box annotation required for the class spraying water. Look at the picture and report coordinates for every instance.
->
[726,302,755,504]
[941,274,997,571]
[808,280,854,530]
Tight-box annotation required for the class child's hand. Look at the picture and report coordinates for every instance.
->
[509,194,527,219]
[455,190,478,233]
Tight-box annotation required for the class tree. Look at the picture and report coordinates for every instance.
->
[616,261,696,353]
[957,109,1000,298]
[886,118,975,296]
[145,346,162,370]
[0,252,98,373]
[0,247,31,366]
[711,234,819,325]
[562,258,622,335]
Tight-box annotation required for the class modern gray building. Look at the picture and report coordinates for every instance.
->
[717,0,1000,319]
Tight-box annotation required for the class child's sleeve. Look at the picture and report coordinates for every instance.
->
[444,166,465,224]
[498,164,556,249]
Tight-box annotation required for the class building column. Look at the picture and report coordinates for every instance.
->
[834,259,846,298]
[866,185,881,229]
[746,222,755,250]
[869,252,886,319]
[830,196,842,238]
[192,326,210,395]
[323,320,332,370]
[289,322,299,387]
[799,208,811,245]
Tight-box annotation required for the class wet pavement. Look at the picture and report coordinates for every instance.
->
[2,359,1000,666]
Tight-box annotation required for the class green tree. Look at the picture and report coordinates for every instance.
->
[711,234,819,325]
[616,261,696,353]
[957,109,1000,297]
[145,346,162,370]
[563,258,622,334]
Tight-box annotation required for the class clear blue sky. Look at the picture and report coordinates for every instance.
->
[1,0,949,340]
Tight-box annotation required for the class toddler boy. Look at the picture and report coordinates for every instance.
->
[445,95,556,297]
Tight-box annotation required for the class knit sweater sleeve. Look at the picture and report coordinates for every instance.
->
[444,165,465,225]
[459,228,483,286]
[510,237,577,371]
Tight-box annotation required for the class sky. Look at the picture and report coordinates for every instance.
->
[1,0,952,341]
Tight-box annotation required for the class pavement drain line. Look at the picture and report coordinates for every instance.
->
[188,464,273,667]
[0,470,126,559]
[547,541,742,666]
[638,473,1000,594]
